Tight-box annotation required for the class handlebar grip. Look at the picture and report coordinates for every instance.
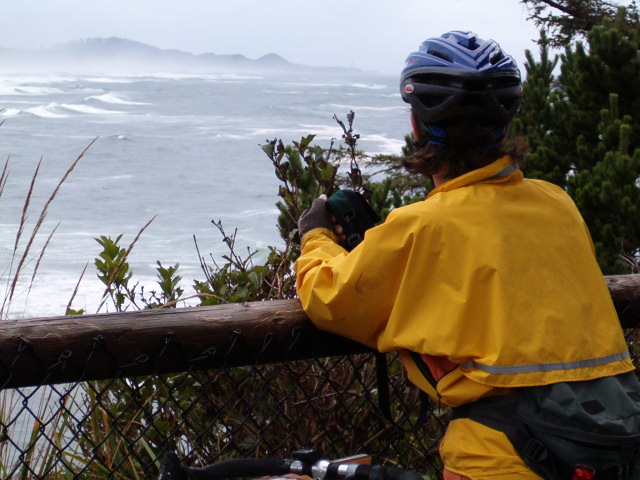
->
[157,455,294,480]
[186,458,294,480]
[158,452,189,480]
[383,466,424,480]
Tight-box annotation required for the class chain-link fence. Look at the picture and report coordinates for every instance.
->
[0,292,638,480]
[0,301,447,479]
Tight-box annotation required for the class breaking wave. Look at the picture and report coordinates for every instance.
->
[86,93,151,106]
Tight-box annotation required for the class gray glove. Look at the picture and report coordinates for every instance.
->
[298,195,333,238]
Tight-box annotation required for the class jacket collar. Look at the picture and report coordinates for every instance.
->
[427,155,522,199]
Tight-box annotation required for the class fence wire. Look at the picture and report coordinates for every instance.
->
[0,313,637,480]
[0,325,447,480]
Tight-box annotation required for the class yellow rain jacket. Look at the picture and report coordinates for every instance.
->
[295,155,633,479]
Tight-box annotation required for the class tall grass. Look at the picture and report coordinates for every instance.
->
[0,140,94,320]
[0,139,93,477]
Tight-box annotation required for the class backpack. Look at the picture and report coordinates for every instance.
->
[451,372,640,480]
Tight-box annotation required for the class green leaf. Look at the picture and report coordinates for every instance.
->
[248,271,260,287]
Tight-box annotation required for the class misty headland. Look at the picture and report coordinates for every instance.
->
[0,37,365,74]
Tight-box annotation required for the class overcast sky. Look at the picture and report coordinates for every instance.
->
[3,0,542,75]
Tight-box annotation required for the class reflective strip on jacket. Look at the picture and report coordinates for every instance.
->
[294,155,633,408]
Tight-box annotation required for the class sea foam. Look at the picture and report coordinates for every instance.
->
[86,93,150,106]
[60,103,124,115]
[24,104,69,118]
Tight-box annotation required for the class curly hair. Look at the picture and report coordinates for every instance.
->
[401,120,528,180]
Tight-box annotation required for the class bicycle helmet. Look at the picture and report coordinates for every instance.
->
[400,31,522,145]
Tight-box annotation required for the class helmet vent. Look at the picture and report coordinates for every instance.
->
[463,80,486,91]
[417,94,448,108]
[428,49,453,63]
[490,51,505,65]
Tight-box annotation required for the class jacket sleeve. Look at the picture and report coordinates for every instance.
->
[294,209,417,350]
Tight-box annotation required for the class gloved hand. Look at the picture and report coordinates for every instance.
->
[298,195,334,238]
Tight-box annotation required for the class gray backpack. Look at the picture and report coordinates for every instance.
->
[451,372,640,480]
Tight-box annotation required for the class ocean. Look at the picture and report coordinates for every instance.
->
[0,69,409,319]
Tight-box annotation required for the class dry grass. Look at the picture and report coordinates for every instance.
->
[0,138,93,477]
[0,139,94,319]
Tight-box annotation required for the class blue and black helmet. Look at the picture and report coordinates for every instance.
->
[400,31,522,144]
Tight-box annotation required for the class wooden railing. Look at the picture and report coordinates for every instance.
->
[0,274,638,390]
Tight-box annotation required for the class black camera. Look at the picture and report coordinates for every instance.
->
[326,190,380,251]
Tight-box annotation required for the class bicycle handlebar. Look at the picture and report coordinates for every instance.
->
[333,463,423,480]
[157,451,423,480]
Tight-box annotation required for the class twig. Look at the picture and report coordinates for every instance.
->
[66,263,89,315]
[24,222,60,306]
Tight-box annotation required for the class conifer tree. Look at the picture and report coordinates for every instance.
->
[514,10,640,273]
[520,0,639,47]
[569,95,640,272]
[511,30,568,184]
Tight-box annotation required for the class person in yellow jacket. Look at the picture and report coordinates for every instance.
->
[294,31,637,480]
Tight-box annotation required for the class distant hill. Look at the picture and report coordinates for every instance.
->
[0,37,361,74]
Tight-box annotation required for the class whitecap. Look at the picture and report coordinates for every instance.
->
[362,134,406,155]
[17,86,62,95]
[0,108,21,117]
[85,93,150,106]
[350,83,388,90]
[60,104,123,115]
[83,77,135,84]
[203,73,263,82]
[298,123,343,137]
[103,133,133,141]
[220,73,263,80]
[140,73,204,81]
[283,82,341,88]
[24,104,68,119]
[0,85,59,96]
[248,124,342,139]
[247,127,290,137]
[212,133,249,140]
[14,86,64,96]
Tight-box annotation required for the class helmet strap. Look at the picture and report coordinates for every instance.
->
[429,124,508,147]
[424,125,446,146]
[496,124,510,146]
[412,113,509,149]
[410,112,423,145]
[411,113,445,148]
